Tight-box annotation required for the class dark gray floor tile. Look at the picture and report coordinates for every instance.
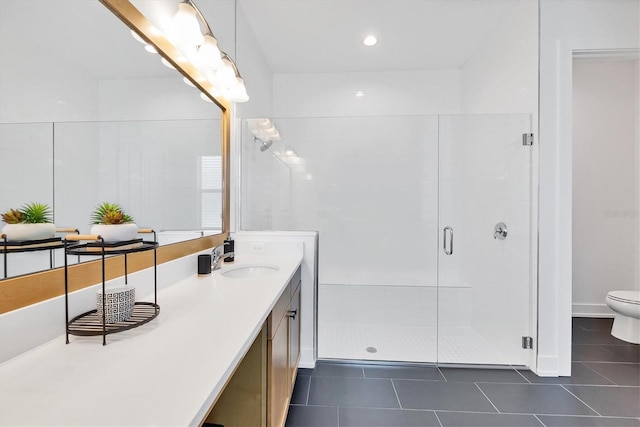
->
[565,385,640,417]
[339,407,440,426]
[364,365,444,381]
[602,345,640,363]
[583,362,640,386]
[573,317,614,331]
[312,362,364,378]
[394,379,497,412]
[308,376,399,408]
[572,330,631,346]
[477,383,597,416]
[538,414,640,427]
[291,375,310,405]
[297,368,314,376]
[437,411,544,427]
[285,405,338,427]
[440,367,527,383]
[518,362,614,385]
[572,344,626,362]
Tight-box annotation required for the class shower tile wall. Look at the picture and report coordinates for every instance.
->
[243,70,465,363]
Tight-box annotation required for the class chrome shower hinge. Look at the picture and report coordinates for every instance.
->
[522,133,534,146]
[522,336,534,349]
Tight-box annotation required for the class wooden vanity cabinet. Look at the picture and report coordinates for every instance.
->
[267,267,301,427]
[204,266,302,427]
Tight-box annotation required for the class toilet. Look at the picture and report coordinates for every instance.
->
[605,291,640,344]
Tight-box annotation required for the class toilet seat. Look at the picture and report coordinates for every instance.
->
[607,291,640,305]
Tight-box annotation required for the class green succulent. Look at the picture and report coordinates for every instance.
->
[21,202,53,223]
[91,202,134,225]
[2,203,52,224]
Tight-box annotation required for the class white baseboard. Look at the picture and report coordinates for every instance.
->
[572,303,615,318]
[299,346,316,369]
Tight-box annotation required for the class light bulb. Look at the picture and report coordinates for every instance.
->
[170,2,204,48]
[198,35,224,70]
[144,44,158,54]
[214,57,237,88]
[228,77,250,102]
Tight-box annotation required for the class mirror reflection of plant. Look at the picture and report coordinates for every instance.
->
[1,202,52,224]
[91,202,134,225]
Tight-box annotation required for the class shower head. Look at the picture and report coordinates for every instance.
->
[255,136,273,152]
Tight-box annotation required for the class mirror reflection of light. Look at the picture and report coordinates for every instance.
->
[199,92,213,103]
[161,57,176,69]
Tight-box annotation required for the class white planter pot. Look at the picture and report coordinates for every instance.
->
[96,285,136,324]
[90,224,138,243]
[1,223,56,241]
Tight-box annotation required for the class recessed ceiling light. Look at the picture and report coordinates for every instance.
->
[355,91,364,97]
[363,35,377,47]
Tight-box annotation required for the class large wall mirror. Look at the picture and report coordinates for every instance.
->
[0,0,229,311]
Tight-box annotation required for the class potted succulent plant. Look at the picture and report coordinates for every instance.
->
[90,202,137,242]
[1,202,56,241]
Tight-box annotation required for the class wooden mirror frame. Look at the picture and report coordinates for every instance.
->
[0,0,230,314]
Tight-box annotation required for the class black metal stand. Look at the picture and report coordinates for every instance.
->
[64,231,159,346]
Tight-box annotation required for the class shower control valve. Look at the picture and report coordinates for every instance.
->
[494,222,508,240]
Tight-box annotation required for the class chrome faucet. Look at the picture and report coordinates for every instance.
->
[211,244,234,271]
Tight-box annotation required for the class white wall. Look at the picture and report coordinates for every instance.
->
[538,0,640,376]
[572,59,640,316]
[272,70,461,118]
[0,32,99,124]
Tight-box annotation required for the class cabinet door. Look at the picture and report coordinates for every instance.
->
[268,321,288,427]
[288,284,301,388]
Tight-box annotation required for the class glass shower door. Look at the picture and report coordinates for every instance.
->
[437,114,533,366]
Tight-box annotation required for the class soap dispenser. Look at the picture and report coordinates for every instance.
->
[223,234,234,263]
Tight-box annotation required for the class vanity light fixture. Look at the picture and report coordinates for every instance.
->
[363,35,378,46]
[170,2,205,47]
[167,0,249,103]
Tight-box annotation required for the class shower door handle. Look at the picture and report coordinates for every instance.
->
[443,226,453,255]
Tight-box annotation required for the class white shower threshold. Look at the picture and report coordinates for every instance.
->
[319,323,513,365]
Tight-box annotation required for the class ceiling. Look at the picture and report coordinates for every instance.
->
[237,0,521,73]
[1,0,522,79]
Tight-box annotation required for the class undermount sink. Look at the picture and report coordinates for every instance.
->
[220,264,280,278]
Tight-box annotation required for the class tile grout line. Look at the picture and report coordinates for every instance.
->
[577,361,619,385]
[474,382,501,413]
[533,414,548,427]
[559,384,603,417]
[433,411,444,427]
[305,376,311,406]
[515,368,534,384]
[390,379,403,410]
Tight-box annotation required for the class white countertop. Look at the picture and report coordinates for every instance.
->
[0,254,302,426]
